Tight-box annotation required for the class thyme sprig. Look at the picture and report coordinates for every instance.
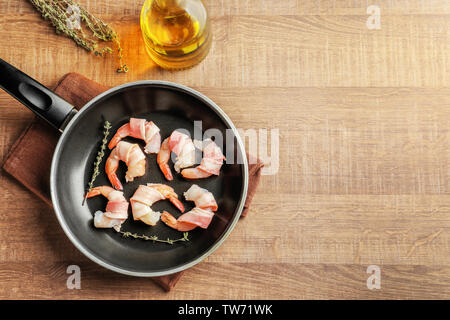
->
[28,0,128,73]
[119,231,190,245]
[83,120,112,205]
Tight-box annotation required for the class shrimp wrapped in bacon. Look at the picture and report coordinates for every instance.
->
[161,184,217,231]
[157,130,196,181]
[106,141,146,190]
[181,139,225,179]
[86,186,129,231]
[108,118,161,154]
[130,184,184,226]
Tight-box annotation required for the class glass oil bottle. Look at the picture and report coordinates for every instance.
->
[140,0,212,70]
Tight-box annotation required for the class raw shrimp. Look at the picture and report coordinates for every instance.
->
[86,186,129,231]
[157,138,173,181]
[108,118,161,154]
[106,141,146,190]
[161,184,217,231]
[130,184,184,226]
[157,130,196,180]
[181,139,225,179]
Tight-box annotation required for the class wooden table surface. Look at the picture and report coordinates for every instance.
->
[0,0,449,299]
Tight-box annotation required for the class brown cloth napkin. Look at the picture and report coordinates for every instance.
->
[2,73,264,291]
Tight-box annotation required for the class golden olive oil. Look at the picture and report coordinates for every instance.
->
[140,0,212,70]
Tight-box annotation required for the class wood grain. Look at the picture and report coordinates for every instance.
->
[0,0,449,299]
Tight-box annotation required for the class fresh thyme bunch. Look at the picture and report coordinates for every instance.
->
[119,231,190,245]
[28,0,128,73]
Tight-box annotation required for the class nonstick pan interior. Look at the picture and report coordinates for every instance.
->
[51,82,248,276]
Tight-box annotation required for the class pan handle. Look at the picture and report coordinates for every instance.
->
[0,58,76,131]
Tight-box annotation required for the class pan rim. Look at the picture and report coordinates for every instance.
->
[50,80,249,277]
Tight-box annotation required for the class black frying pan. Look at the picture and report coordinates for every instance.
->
[0,58,248,277]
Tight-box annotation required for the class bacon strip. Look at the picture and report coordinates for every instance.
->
[130,118,146,139]
[177,207,214,229]
[168,131,196,172]
[131,185,164,206]
[94,211,124,229]
[184,184,218,211]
